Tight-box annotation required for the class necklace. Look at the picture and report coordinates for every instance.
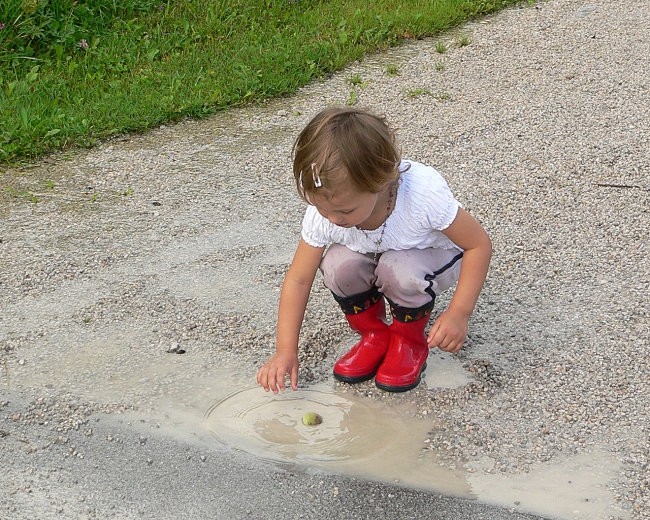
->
[357,181,396,262]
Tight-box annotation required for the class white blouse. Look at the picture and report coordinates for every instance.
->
[301,160,461,254]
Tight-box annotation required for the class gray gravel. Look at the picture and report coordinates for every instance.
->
[1,0,648,519]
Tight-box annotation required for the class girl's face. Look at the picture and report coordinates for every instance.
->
[311,185,380,229]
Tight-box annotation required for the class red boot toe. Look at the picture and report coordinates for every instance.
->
[333,329,390,383]
[375,315,430,392]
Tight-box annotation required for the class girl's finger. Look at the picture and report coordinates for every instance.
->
[267,368,278,394]
[257,369,269,392]
[290,365,299,390]
[277,370,287,392]
[432,328,448,349]
[427,322,439,343]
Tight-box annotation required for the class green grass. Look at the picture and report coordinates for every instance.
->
[406,87,431,99]
[385,63,400,76]
[435,41,448,54]
[348,74,365,87]
[455,33,472,47]
[0,0,524,164]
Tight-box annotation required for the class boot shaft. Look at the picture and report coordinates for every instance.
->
[387,297,433,343]
[333,287,388,334]
[374,298,434,392]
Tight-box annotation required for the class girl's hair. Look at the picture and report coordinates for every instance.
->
[293,106,402,203]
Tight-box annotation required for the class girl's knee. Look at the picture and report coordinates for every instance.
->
[321,245,376,296]
[375,251,423,299]
[376,248,461,307]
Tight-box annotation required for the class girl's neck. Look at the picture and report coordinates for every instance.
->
[356,180,397,231]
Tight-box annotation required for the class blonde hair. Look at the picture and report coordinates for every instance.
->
[293,107,403,203]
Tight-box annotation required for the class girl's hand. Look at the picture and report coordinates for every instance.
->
[256,351,299,393]
[427,310,468,353]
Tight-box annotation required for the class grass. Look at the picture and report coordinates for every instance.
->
[5,185,38,202]
[0,0,524,165]
[405,88,451,101]
[346,89,359,106]
[456,33,472,47]
[406,87,432,99]
[385,63,400,76]
[348,74,365,87]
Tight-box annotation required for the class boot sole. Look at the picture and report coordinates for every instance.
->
[375,363,427,393]
[333,371,376,384]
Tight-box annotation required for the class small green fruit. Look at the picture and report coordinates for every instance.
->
[302,412,323,426]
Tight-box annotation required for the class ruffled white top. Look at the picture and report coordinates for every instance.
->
[301,160,462,254]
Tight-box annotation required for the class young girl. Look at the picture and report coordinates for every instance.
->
[257,107,491,393]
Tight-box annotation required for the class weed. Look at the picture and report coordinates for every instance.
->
[40,179,56,190]
[456,34,471,47]
[348,74,364,86]
[435,41,448,54]
[406,87,431,99]
[385,64,399,76]
[433,91,452,101]
[435,62,446,72]
[347,72,368,104]
[6,186,38,203]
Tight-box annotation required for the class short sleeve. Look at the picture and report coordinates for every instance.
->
[405,164,460,231]
[426,181,460,230]
[301,205,331,248]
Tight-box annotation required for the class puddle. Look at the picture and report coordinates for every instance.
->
[423,350,474,389]
[468,451,628,519]
[203,378,629,520]
[204,382,471,497]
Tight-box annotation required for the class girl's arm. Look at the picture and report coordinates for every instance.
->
[257,239,325,392]
[428,208,492,352]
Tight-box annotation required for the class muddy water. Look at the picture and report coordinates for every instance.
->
[204,383,471,497]
[200,353,627,520]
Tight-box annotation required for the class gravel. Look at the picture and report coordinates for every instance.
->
[1,0,648,518]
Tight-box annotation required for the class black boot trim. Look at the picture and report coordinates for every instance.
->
[386,297,434,323]
[332,287,383,315]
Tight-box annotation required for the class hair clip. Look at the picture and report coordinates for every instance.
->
[311,163,322,188]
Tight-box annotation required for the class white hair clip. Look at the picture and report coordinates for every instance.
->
[311,163,322,188]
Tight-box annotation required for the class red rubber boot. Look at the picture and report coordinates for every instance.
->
[333,297,390,384]
[375,314,430,392]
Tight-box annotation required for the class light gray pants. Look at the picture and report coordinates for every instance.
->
[320,244,463,308]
